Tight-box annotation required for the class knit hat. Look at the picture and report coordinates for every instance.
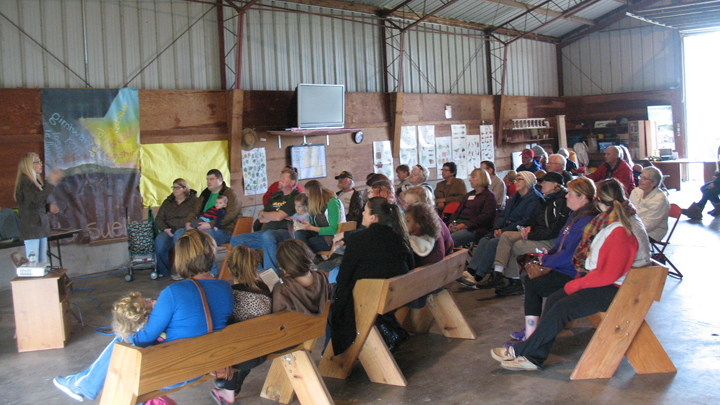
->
[517,171,537,187]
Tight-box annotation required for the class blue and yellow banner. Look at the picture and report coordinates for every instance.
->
[42,88,142,243]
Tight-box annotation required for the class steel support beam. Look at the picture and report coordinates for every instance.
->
[216,0,228,89]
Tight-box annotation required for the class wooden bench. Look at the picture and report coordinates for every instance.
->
[100,304,333,405]
[318,249,475,386]
[217,216,254,281]
[571,263,676,380]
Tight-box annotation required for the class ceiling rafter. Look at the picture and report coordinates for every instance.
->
[483,0,595,26]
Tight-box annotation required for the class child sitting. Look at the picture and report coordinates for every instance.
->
[111,292,159,343]
[289,193,311,238]
[192,195,227,231]
[504,170,518,197]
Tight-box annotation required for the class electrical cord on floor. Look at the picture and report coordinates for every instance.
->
[66,267,125,336]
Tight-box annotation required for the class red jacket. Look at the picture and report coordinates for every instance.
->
[587,160,636,194]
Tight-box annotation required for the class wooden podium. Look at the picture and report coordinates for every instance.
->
[11,268,72,352]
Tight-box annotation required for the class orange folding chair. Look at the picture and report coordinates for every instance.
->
[650,203,682,279]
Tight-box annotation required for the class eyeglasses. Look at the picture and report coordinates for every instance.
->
[33,160,43,165]
[547,161,563,166]
[172,185,184,190]
[514,178,524,183]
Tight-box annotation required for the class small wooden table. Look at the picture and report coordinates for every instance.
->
[11,268,72,352]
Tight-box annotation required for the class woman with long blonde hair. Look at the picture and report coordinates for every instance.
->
[296,179,346,253]
[14,152,63,262]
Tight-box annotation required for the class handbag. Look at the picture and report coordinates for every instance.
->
[145,396,178,405]
[190,279,234,380]
[517,253,552,279]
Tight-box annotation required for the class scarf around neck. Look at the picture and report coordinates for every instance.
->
[572,200,636,271]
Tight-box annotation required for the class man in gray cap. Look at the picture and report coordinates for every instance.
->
[336,171,362,222]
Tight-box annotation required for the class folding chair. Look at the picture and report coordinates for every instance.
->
[650,203,682,279]
[441,201,460,223]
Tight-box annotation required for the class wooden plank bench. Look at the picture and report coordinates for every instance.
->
[318,249,475,386]
[100,304,333,405]
[571,263,677,380]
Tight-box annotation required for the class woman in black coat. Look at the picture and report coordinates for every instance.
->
[14,152,63,263]
[329,197,415,355]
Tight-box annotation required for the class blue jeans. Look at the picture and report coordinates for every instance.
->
[63,336,200,400]
[174,227,232,276]
[154,232,177,276]
[451,228,476,247]
[295,230,332,252]
[24,237,48,263]
[467,235,501,278]
[231,229,291,271]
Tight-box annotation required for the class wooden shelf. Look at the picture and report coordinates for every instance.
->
[510,126,548,131]
[267,128,361,136]
[503,138,556,144]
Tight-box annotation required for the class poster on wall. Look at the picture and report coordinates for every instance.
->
[452,133,468,179]
[451,124,467,137]
[290,144,327,180]
[418,125,436,169]
[435,137,452,179]
[373,140,394,182]
[480,125,495,162]
[242,147,269,195]
[42,88,142,244]
[399,126,418,167]
[466,135,481,171]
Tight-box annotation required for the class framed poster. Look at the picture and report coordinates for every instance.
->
[290,144,327,180]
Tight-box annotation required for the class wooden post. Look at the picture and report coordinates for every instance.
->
[99,344,142,405]
[427,289,476,339]
[557,115,567,149]
[391,92,404,158]
[358,326,407,386]
[281,350,335,405]
[261,357,296,404]
[226,89,244,183]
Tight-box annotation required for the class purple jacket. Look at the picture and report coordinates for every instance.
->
[541,205,597,278]
[448,188,497,239]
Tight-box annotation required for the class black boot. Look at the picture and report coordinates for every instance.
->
[476,272,505,289]
[495,279,524,296]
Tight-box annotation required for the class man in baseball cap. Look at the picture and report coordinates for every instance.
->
[335,171,361,221]
[517,148,541,173]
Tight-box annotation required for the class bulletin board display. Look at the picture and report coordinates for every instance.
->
[290,144,327,180]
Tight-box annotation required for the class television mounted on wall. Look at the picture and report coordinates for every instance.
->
[288,84,345,129]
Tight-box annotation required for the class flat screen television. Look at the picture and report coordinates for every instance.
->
[289,84,345,129]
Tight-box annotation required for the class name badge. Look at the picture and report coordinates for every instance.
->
[468,195,476,201]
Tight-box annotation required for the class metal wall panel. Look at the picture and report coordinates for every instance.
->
[489,35,559,97]
[561,22,681,96]
[0,0,221,89]
[221,2,384,92]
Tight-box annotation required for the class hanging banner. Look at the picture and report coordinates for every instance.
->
[466,135,481,171]
[435,137,452,180]
[418,125,436,169]
[242,147,269,195]
[373,141,394,182]
[480,125,495,162]
[42,88,142,244]
[399,126,418,167]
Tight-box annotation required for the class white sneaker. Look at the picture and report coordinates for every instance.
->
[491,346,516,362]
[170,273,183,281]
[53,376,84,402]
[500,356,539,371]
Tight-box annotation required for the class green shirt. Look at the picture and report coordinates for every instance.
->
[204,192,219,213]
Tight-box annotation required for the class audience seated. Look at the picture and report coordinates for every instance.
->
[517,149,542,173]
[447,168,497,247]
[504,170,518,197]
[558,148,578,173]
[231,168,299,271]
[402,164,433,195]
[395,164,410,196]
[481,161,506,210]
[532,145,548,171]
[505,178,598,345]
[682,170,720,219]
[545,153,573,184]
[434,162,467,211]
[211,245,272,404]
[53,230,233,401]
[630,166,670,242]
[491,172,572,296]
[460,172,543,289]
[329,197,414,356]
[262,166,304,207]
[154,178,197,278]
[173,169,242,278]
[491,179,649,371]
[295,180,346,253]
[335,171,362,222]
[401,187,454,264]
[586,146,635,193]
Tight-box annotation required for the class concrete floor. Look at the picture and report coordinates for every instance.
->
[1,183,718,405]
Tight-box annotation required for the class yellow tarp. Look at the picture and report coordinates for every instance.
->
[140,141,230,207]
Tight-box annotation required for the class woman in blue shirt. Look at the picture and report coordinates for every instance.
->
[53,230,233,402]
